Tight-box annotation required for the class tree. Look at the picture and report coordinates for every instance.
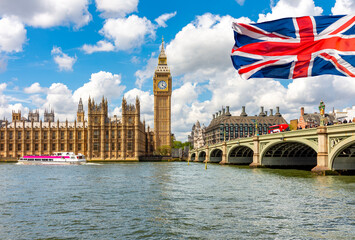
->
[155,145,171,156]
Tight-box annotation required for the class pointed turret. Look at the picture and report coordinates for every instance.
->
[78,98,84,113]
[77,97,85,122]
[158,37,167,65]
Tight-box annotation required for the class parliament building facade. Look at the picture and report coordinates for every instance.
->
[0,41,172,161]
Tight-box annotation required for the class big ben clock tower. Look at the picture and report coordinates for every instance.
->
[153,38,172,152]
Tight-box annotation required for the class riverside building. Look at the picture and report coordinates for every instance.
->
[205,106,287,145]
[0,40,172,161]
[0,96,154,161]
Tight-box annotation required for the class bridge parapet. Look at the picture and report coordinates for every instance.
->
[188,123,355,173]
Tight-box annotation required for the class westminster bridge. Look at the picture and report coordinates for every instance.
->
[189,123,355,173]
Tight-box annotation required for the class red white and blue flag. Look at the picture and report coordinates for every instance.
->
[231,15,355,80]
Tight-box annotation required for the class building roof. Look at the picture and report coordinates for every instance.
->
[206,115,287,131]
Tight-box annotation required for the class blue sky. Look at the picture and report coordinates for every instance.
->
[0,0,354,141]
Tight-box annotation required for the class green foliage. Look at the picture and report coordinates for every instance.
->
[172,141,191,149]
[155,145,171,156]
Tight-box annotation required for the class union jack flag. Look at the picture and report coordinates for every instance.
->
[231,15,355,80]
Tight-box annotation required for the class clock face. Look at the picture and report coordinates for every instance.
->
[158,80,167,90]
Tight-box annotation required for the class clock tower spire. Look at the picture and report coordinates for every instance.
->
[153,38,172,154]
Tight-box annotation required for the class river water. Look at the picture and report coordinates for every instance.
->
[0,162,354,239]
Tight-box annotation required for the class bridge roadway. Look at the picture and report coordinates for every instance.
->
[189,124,355,173]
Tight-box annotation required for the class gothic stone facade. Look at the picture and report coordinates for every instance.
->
[0,97,154,161]
[188,121,206,149]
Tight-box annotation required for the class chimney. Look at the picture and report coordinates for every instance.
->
[226,106,231,116]
[301,107,305,116]
[216,112,219,117]
[270,109,273,116]
[259,106,266,117]
[213,114,215,119]
[265,110,268,116]
[240,106,247,117]
[275,106,281,117]
[219,110,222,116]
[222,107,225,115]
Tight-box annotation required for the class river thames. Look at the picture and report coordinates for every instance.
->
[0,162,354,239]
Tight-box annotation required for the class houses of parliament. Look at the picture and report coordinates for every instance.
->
[0,41,172,161]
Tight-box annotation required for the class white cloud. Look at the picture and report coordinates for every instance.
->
[166,14,250,79]
[51,46,77,71]
[236,0,245,5]
[0,56,8,72]
[0,83,29,120]
[8,71,128,121]
[258,0,323,22]
[81,40,115,54]
[332,0,355,14]
[124,88,154,127]
[0,0,91,28]
[155,12,177,27]
[73,71,126,105]
[24,82,46,94]
[135,55,157,88]
[81,10,177,54]
[0,16,26,53]
[95,0,138,18]
[43,83,76,120]
[131,56,140,64]
[100,15,156,51]
[29,94,46,107]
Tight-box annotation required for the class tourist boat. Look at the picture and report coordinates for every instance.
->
[17,152,86,165]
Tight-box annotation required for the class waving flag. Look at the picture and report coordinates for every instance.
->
[231,15,355,80]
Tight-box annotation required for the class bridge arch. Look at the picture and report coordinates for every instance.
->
[198,151,206,162]
[329,138,355,171]
[227,145,253,164]
[190,153,196,161]
[210,148,223,163]
[261,141,317,169]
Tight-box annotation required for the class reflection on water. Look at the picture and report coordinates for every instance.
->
[0,162,354,239]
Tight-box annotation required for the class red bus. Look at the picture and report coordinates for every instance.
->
[268,124,290,134]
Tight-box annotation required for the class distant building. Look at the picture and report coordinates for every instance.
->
[334,106,355,122]
[28,110,39,122]
[188,120,206,149]
[44,108,55,122]
[205,106,287,145]
[298,102,336,129]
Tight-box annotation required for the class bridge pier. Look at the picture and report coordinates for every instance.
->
[312,126,334,174]
[219,142,228,164]
[203,147,210,163]
[250,136,262,168]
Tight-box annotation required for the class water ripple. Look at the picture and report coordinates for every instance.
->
[0,162,354,239]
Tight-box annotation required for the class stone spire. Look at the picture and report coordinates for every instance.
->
[158,37,167,65]
[78,98,84,113]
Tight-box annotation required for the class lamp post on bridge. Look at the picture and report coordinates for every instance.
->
[319,100,326,126]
